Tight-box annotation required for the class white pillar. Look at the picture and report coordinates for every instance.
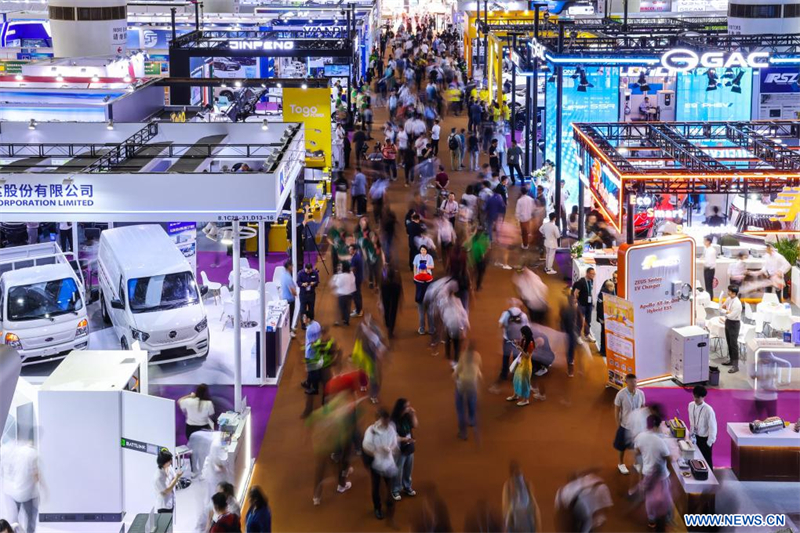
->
[257,221,266,383]
[233,220,242,412]
[71,222,79,262]
[290,190,298,328]
[49,0,128,58]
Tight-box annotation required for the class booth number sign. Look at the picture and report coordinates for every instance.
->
[121,438,168,456]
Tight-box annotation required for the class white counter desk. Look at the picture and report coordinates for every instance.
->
[660,424,718,529]
[728,422,800,482]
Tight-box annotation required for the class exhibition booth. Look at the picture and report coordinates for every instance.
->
[511,16,800,210]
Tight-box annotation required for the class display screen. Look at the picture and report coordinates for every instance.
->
[676,68,753,122]
[588,157,621,227]
[545,66,619,209]
[127,271,199,313]
[7,277,83,321]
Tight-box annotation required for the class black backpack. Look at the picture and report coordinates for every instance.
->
[448,134,459,150]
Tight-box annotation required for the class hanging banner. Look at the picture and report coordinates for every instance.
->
[283,87,332,168]
[603,294,636,389]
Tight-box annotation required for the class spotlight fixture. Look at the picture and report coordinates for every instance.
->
[91,74,99,82]
[220,229,234,245]
[261,119,269,131]
[234,80,242,88]
[706,69,718,91]
[202,222,219,240]
[547,73,556,83]
[277,82,282,88]
[301,81,308,90]
[570,68,580,80]
[106,120,114,130]
[56,75,64,82]
[14,74,22,81]
[28,119,36,130]
[221,82,227,88]
[730,70,744,94]
[260,83,266,89]
[576,67,593,93]
[123,75,132,83]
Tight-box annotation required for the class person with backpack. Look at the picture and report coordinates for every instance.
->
[502,462,541,532]
[447,127,461,171]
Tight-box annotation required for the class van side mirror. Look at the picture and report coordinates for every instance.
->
[200,286,209,297]
[110,298,125,310]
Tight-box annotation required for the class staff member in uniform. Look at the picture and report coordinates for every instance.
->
[720,284,742,374]
[688,385,717,470]
[760,243,791,301]
[613,373,646,475]
[702,236,717,296]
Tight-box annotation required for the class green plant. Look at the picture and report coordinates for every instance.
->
[570,240,585,258]
[774,237,800,267]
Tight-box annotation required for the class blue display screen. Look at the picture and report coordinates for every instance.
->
[545,67,619,209]
[676,69,753,121]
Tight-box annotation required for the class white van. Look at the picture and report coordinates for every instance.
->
[98,225,209,363]
[0,243,89,365]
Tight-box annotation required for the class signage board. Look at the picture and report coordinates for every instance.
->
[283,87,332,167]
[661,49,770,72]
[588,157,622,229]
[0,172,280,223]
[618,237,696,384]
[759,67,800,120]
[603,294,636,388]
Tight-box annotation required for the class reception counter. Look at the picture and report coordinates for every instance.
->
[728,422,800,482]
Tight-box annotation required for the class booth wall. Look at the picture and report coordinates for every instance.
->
[545,67,619,209]
[675,68,753,121]
[110,84,166,122]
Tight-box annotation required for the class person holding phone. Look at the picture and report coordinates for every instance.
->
[154,450,182,514]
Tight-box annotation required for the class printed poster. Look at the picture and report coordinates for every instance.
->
[603,294,635,389]
[283,88,333,168]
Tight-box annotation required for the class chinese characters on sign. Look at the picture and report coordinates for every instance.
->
[0,183,94,207]
[603,294,635,389]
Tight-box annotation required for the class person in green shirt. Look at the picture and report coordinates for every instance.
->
[465,228,490,291]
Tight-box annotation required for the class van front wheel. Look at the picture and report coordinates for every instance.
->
[120,336,129,350]
[100,294,111,325]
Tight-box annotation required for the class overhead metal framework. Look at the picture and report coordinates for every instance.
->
[170,30,351,56]
[573,120,800,195]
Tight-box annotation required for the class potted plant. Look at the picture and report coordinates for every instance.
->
[570,240,586,259]
[774,237,799,299]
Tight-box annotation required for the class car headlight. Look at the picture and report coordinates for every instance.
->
[76,318,89,338]
[195,317,208,333]
[4,332,22,349]
[131,328,150,342]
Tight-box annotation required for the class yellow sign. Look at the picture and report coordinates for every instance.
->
[283,88,332,168]
[603,294,636,389]
[768,186,800,223]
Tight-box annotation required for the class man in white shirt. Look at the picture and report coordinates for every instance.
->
[540,212,561,275]
[613,374,646,475]
[688,385,717,470]
[515,187,535,250]
[702,236,717,296]
[760,243,791,301]
[728,251,748,288]
[154,450,182,513]
[720,284,742,374]
[1,439,39,533]
[431,119,441,156]
[633,415,672,529]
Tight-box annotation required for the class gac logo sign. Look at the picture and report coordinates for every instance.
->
[764,73,799,85]
[288,104,323,118]
[661,49,770,72]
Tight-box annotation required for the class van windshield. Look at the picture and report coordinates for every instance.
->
[7,277,84,321]
[127,271,199,313]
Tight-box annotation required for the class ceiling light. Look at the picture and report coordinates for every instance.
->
[221,82,227,88]
[202,222,219,240]
[91,75,99,82]
[220,229,234,245]
[106,120,114,130]
[301,81,308,90]
[28,119,36,130]
[234,80,242,88]
[260,83,266,88]
[56,75,63,82]
[14,74,22,81]
[123,75,132,82]
[277,82,282,88]
[261,119,269,131]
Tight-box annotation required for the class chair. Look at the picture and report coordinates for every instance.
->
[240,257,252,272]
[762,292,780,305]
[219,286,237,330]
[200,271,222,304]
[265,281,280,302]
[738,324,756,363]
[272,266,286,287]
[771,313,793,338]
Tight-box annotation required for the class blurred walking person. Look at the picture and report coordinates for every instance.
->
[362,409,399,521]
[540,212,561,275]
[390,399,418,501]
[454,342,482,441]
[502,462,542,532]
[634,415,673,531]
[331,263,356,326]
[380,264,403,339]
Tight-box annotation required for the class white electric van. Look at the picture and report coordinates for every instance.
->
[0,243,89,365]
[98,224,209,363]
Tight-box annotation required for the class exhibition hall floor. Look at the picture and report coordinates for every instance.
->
[247,108,800,532]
